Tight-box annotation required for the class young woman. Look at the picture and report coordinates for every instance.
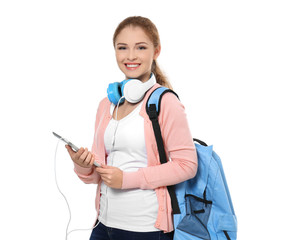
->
[66,16,197,240]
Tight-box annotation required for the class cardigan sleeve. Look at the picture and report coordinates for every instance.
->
[73,98,108,184]
[122,92,198,189]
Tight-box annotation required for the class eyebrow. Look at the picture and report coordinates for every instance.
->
[117,42,149,46]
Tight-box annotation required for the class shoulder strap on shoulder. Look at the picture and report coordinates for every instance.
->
[146,87,179,117]
[146,87,181,214]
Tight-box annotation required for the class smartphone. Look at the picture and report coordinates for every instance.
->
[52,132,101,167]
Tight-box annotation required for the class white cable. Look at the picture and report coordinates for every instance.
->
[115,96,125,121]
[54,138,97,239]
[54,138,72,240]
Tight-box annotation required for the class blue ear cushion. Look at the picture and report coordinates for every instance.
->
[107,79,134,105]
[107,82,122,105]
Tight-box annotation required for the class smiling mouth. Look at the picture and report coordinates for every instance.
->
[125,63,141,70]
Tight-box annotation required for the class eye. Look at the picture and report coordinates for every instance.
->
[138,45,147,50]
[118,46,126,50]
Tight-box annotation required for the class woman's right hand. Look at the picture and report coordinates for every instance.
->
[65,145,95,168]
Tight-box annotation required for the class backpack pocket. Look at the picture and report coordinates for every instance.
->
[177,194,212,240]
[216,214,237,240]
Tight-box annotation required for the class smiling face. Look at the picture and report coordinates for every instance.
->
[114,25,160,83]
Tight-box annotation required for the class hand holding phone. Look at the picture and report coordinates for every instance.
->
[53,132,101,167]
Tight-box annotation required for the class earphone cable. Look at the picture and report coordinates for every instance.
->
[115,96,125,121]
[54,138,72,240]
[54,138,98,239]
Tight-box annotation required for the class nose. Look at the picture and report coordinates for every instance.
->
[127,49,137,61]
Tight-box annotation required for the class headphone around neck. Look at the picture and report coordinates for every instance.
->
[107,73,156,105]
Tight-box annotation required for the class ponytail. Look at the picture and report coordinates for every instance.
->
[152,60,173,90]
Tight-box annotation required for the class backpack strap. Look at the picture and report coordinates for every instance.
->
[193,138,208,147]
[146,87,181,214]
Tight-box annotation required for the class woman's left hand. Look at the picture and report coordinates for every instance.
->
[95,165,123,189]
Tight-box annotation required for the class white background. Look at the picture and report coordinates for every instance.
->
[1,0,283,239]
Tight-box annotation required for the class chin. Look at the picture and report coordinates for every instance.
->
[124,73,141,80]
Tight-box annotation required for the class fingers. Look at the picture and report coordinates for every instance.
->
[95,167,110,175]
[95,165,112,174]
[66,145,94,168]
[98,170,112,186]
[95,166,123,189]
[84,151,93,165]
[95,167,111,184]
[78,148,94,167]
[79,148,89,162]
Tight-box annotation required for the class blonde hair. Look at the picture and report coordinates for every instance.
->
[113,16,173,90]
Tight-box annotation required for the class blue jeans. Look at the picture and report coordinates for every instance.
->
[90,222,174,240]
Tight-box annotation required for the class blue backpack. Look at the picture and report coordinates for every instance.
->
[146,87,237,240]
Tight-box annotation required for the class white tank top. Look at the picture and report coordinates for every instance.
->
[99,101,159,232]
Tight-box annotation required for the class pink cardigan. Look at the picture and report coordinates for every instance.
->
[73,84,198,232]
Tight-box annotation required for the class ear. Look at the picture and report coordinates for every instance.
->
[153,45,161,60]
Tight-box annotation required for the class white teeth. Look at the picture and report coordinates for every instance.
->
[126,64,139,67]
